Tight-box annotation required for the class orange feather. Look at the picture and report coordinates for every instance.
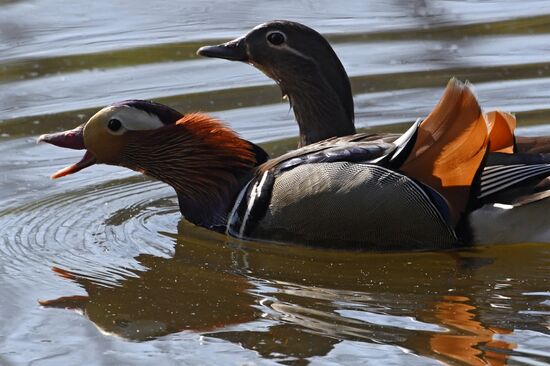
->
[400,79,489,224]
[486,110,516,154]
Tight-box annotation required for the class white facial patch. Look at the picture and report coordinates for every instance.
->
[110,106,165,131]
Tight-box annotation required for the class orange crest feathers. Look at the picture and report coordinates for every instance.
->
[175,112,258,168]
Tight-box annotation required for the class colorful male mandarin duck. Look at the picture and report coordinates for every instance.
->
[197,20,550,153]
[39,81,550,249]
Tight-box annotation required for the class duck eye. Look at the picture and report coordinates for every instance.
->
[267,31,285,46]
[108,118,122,132]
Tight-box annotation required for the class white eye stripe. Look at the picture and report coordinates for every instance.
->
[110,107,164,131]
[278,44,315,63]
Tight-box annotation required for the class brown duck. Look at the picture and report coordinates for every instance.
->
[197,20,550,153]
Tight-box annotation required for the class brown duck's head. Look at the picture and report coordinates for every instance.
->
[38,101,266,223]
[198,21,355,146]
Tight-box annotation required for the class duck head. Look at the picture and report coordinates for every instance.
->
[198,20,356,147]
[39,100,267,229]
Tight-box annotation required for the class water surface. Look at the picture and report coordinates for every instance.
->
[1,0,550,365]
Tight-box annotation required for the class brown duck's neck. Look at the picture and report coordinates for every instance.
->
[284,78,356,147]
[173,144,267,230]
[151,163,256,230]
[175,177,249,231]
[127,159,253,230]
[119,115,263,230]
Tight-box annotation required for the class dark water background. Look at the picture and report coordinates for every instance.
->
[1,0,550,364]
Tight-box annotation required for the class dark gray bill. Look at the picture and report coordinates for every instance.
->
[197,37,248,61]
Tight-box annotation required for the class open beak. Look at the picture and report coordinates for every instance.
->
[38,125,97,179]
[197,36,248,61]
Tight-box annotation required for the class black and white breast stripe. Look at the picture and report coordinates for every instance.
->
[227,171,275,238]
[478,163,550,198]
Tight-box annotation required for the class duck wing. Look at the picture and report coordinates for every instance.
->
[470,153,550,244]
[257,132,398,174]
[486,110,516,153]
[227,128,458,249]
[477,152,550,206]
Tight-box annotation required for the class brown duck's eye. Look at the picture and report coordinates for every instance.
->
[267,31,285,46]
[108,118,122,132]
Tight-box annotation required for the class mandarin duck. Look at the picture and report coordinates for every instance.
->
[39,80,550,249]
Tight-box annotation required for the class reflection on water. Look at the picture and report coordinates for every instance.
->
[1,0,550,364]
[34,213,550,364]
[430,295,514,366]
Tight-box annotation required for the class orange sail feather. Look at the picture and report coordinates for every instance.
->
[400,79,489,223]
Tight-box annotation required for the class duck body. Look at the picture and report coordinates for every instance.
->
[41,83,493,250]
[230,134,550,248]
[470,199,550,244]
[228,135,457,249]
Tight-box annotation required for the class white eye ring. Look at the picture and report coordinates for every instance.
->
[266,31,286,46]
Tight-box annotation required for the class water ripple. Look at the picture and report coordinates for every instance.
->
[0,178,180,287]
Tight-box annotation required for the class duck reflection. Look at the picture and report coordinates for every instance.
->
[39,221,259,341]
[429,295,515,365]
[41,217,537,363]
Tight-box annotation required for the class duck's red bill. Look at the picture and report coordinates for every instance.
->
[38,125,97,179]
[38,125,86,150]
[51,150,97,179]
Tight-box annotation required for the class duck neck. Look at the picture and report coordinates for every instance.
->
[280,66,355,147]
[131,160,253,231]
[120,113,262,231]
[175,176,250,231]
